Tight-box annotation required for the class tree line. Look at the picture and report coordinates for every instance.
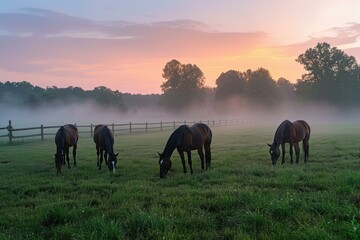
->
[0,83,128,111]
[160,42,360,110]
[1,42,359,112]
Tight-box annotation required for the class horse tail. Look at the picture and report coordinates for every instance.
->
[303,121,311,161]
[305,121,311,139]
[201,124,212,169]
[204,125,212,145]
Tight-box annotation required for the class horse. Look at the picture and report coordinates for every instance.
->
[267,120,311,165]
[158,123,212,178]
[93,124,118,174]
[54,124,79,175]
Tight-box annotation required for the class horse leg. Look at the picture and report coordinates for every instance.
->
[281,143,286,164]
[96,146,100,169]
[177,149,187,173]
[99,149,104,170]
[73,144,77,167]
[204,144,211,170]
[289,143,294,164]
[198,147,205,171]
[303,140,309,163]
[104,151,108,165]
[187,151,193,175]
[65,147,71,168]
[294,143,300,163]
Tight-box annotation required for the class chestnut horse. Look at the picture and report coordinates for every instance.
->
[158,123,212,178]
[55,124,79,175]
[267,120,311,165]
[93,124,118,174]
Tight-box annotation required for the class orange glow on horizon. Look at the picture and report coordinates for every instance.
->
[0,47,305,94]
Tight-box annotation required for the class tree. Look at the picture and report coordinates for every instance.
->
[296,42,360,105]
[159,59,205,109]
[215,70,247,100]
[246,68,278,104]
[91,86,126,110]
[277,77,295,100]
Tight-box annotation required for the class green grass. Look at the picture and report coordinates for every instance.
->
[1,124,360,239]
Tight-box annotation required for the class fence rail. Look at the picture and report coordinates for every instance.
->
[0,119,260,144]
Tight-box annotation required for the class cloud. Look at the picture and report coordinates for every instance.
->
[1,8,360,93]
[277,22,360,59]
[0,8,268,93]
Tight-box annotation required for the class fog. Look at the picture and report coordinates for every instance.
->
[1,98,359,129]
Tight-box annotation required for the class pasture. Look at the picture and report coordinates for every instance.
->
[1,123,360,239]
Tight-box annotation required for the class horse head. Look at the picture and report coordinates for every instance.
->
[267,143,280,165]
[54,153,65,174]
[158,152,172,178]
[107,153,119,174]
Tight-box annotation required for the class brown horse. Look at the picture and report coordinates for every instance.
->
[267,120,311,165]
[158,123,212,178]
[93,124,118,174]
[55,124,79,175]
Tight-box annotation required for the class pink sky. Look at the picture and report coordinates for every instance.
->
[1,3,360,94]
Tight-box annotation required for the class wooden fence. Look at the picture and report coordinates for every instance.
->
[0,119,258,144]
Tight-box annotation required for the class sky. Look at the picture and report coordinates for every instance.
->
[1,0,360,94]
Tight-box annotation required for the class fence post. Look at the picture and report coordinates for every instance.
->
[160,121,163,131]
[91,124,93,137]
[112,123,115,135]
[41,124,44,141]
[129,122,132,133]
[146,122,148,133]
[7,120,13,144]
[173,121,175,129]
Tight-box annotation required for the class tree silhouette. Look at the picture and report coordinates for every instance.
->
[215,70,247,100]
[159,59,205,110]
[246,68,278,104]
[296,42,360,105]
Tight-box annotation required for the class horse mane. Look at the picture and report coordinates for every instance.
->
[162,125,188,157]
[273,120,292,146]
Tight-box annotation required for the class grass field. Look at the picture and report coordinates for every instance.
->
[1,123,360,239]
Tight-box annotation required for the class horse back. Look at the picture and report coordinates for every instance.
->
[93,125,114,147]
[293,120,311,140]
[184,123,212,149]
[63,124,79,147]
[192,123,212,144]
[274,120,295,144]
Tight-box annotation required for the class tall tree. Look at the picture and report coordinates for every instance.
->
[160,59,205,109]
[277,77,295,100]
[215,70,247,100]
[246,68,278,104]
[296,42,360,105]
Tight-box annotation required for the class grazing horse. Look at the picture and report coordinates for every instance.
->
[158,123,212,178]
[93,124,118,174]
[267,120,311,165]
[55,124,79,175]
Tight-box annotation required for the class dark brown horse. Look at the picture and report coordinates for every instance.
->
[158,123,212,178]
[55,124,79,175]
[93,124,118,174]
[267,120,311,165]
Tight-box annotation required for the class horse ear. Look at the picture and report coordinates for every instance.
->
[267,143,272,147]
[158,152,161,157]
[115,153,119,157]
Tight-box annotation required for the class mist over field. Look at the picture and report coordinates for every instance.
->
[1,99,359,129]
